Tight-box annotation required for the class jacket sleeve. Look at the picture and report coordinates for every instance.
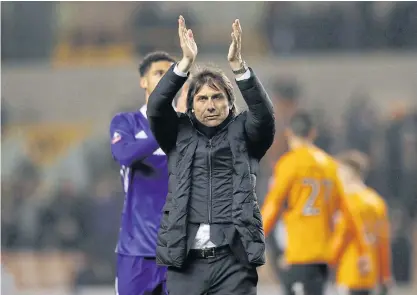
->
[147,64,188,153]
[261,155,295,237]
[236,68,275,159]
[110,113,159,167]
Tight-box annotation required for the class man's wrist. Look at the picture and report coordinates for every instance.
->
[173,64,188,77]
[230,59,246,72]
[231,60,249,80]
[177,57,194,73]
[235,68,251,81]
[382,277,393,286]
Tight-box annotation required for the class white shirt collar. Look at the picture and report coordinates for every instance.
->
[140,104,147,119]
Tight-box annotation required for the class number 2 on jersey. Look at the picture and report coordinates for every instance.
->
[302,178,332,216]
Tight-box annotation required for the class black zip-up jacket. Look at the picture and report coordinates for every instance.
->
[147,64,275,268]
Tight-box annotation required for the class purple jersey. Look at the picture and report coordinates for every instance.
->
[110,105,168,256]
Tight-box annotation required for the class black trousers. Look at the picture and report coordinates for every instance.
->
[166,248,258,295]
[280,264,328,295]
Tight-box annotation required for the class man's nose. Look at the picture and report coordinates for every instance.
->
[207,99,215,112]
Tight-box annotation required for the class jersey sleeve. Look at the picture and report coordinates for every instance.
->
[261,155,296,237]
[377,200,392,283]
[328,211,351,266]
[335,166,369,256]
[110,114,159,167]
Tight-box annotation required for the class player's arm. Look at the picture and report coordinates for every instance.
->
[328,212,351,266]
[377,202,392,286]
[261,156,295,237]
[333,187,371,276]
[335,168,368,257]
[110,114,159,167]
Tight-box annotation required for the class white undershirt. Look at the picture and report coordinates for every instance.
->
[173,64,251,249]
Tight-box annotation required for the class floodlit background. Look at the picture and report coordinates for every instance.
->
[1,2,417,295]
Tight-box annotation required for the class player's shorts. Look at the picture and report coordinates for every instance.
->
[349,290,371,295]
[336,286,372,295]
[280,263,328,295]
[116,254,167,295]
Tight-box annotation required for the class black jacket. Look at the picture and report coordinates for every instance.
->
[147,64,275,268]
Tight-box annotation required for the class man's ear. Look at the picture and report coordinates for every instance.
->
[140,78,147,90]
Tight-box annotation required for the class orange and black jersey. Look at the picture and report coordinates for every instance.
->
[331,187,392,289]
[261,144,368,264]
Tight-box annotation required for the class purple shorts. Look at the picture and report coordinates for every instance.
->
[116,254,167,295]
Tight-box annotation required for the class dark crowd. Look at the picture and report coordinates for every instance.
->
[1,136,124,286]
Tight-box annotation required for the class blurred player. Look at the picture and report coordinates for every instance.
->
[110,51,176,295]
[261,111,369,295]
[332,151,392,295]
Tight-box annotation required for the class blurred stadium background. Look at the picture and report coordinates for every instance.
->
[1,1,417,295]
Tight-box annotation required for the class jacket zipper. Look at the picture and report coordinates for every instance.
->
[208,138,213,223]
[186,114,237,224]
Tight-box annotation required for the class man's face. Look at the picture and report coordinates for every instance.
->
[140,61,173,100]
[193,83,230,127]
